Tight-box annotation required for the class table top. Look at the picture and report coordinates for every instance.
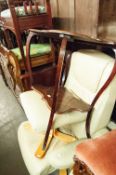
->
[29,29,116,48]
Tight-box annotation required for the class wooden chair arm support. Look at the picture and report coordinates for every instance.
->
[86,49,116,138]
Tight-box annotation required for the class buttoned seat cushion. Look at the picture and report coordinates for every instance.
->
[75,130,116,175]
[1,6,45,18]
[11,43,51,60]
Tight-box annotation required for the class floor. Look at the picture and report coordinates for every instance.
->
[0,75,29,175]
[0,75,58,175]
[0,73,115,175]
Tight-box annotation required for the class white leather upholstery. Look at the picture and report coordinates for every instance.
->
[20,90,87,133]
[108,121,116,130]
[18,121,111,175]
[18,121,84,174]
[18,49,116,175]
[65,50,114,104]
[20,49,116,137]
[18,122,52,175]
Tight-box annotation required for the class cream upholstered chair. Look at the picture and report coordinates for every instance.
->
[18,49,116,175]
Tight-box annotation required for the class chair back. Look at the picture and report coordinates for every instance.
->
[7,0,52,17]
[5,0,52,68]
[65,49,116,135]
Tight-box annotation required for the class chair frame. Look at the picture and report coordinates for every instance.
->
[26,29,116,149]
[18,30,116,175]
[0,44,24,93]
[0,0,52,68]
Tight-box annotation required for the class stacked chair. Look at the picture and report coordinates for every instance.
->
[17,30,116,175]
[0,0,54,90]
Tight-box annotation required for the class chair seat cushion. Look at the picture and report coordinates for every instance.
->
[18,121,83,172]
[33,85,90,113]
[11,43,51,60]
[76,130,116,175]
[20,90,87,133]
[1,6,45,18]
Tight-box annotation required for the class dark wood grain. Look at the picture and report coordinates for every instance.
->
[42,37,68,149]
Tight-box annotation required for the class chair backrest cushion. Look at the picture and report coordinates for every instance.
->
[65,49,114,104]
[65,49,116,134]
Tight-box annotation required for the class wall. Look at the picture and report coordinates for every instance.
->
[50,0,116,39]
[50,0,75,32]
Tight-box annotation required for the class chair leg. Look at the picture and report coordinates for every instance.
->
[59,169,68,175]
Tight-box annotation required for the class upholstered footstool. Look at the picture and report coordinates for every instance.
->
[73,130,116,175]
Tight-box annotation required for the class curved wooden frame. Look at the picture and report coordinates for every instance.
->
[67,34,116,175]
[0,44,24,93]
[86,49,116,138]
[27,29,116,145]
[26,30,55,83]
[21,29,116,174]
